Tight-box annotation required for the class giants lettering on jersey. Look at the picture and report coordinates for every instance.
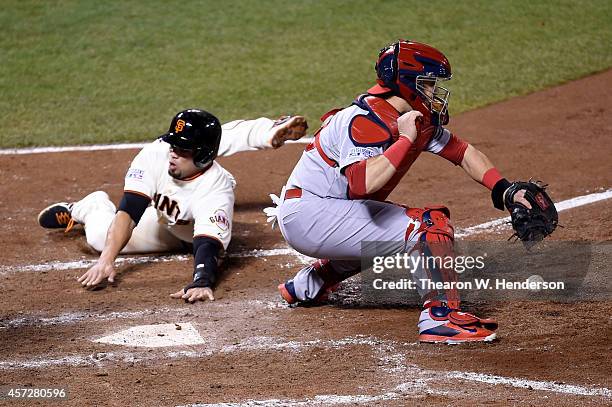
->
[210,209,230,231]
[153,193,181,222]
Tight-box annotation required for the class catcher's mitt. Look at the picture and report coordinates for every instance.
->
[504,180,558,243]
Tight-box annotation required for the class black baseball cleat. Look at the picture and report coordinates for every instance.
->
[37,202,74,230]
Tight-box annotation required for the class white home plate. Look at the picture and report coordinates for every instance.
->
[94,323,204,347]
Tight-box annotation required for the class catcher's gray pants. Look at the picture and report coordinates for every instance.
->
[277,190,436,301]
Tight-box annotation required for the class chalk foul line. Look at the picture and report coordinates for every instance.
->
[0,249,308,276]
[0,334,609,401]
[0,300,286,329]
[0,138,313,156]
[3,187,609,276]
[455,188,612,237]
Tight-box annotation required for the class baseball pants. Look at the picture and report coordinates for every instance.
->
[276,189,452,303]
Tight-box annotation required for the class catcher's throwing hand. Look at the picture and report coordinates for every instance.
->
[170,287,215,303]
[77,261,116,287]
[270,115,309,148]
[397,110,423,143]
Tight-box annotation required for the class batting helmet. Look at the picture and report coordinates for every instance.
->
[161,109,222,169]
[367,40,452,125]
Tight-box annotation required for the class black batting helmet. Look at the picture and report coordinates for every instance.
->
[161,109,222,168]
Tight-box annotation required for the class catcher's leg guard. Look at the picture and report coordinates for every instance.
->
[279,259,359,305]
[406,206,460,309]
[406,207,498,342]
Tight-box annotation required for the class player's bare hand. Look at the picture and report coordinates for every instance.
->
[170,287,215,303]
[77,261,116,287]
[504,188,532,209]
[513,189,532,209]
[270,115,309,148]
[397,110,423,143]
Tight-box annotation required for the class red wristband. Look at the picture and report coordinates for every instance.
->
[481,167,503,190]
[384,137,412,170]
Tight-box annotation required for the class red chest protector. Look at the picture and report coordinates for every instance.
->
[349,95,436,201]
[351,94,434,150]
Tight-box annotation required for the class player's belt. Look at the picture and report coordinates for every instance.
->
[285,187,302,200]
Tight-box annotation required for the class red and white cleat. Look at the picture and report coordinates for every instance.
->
[418,302,498,344]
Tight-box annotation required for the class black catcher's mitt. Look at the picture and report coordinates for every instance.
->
[504,180,558,243]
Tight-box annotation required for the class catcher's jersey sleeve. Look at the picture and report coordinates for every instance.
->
[123,140,167,198]
[191,168,235,249]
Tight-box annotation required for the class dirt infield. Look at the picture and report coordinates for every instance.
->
[1,70,611,406]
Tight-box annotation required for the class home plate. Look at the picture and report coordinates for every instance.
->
[94,323,205,347]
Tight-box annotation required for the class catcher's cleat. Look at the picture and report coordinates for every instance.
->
[278,280,335,307]
[418,302,498,344]
[37,202,76,232]
[269,116,308,148]
[278,281,298,304]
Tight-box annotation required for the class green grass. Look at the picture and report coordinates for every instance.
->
[1,0,610,147]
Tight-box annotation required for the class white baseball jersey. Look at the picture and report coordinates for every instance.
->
[124,139,236,249]
[71,116,284,255]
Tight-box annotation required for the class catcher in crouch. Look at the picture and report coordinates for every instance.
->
[265,40,557,343]
[37,109,308,302]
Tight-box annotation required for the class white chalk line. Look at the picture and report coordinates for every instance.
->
[0,254,191,276]
[0,248,308,276]
[0,300,287,330]
[178,381,443,407]
[1,332,609,400]
[0,307,189,329]
[0,249,302,276]
[455,187,612,237]
[180,372,612,407]
[0,335,391,370]
[0,138,313,156]
[446,371,612,398]
[3,187,609,276]
[180,370,611,407]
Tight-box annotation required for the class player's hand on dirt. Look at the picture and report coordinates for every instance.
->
[270,115,309,148]
[170,287,215,303]
[504,188,532,209]
[77,261,116,287]
[397,110,423,143]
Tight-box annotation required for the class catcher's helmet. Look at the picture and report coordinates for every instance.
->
[368,40,452,125]
[161,109,222,168]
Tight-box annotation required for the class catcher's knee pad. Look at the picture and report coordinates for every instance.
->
[405,206,460,308]
[405,205,454,242]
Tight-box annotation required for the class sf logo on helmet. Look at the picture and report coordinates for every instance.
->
[175,119,186,133]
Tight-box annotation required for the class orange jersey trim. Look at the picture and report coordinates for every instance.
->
[180,170,207,181]
[123,190,152,201]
